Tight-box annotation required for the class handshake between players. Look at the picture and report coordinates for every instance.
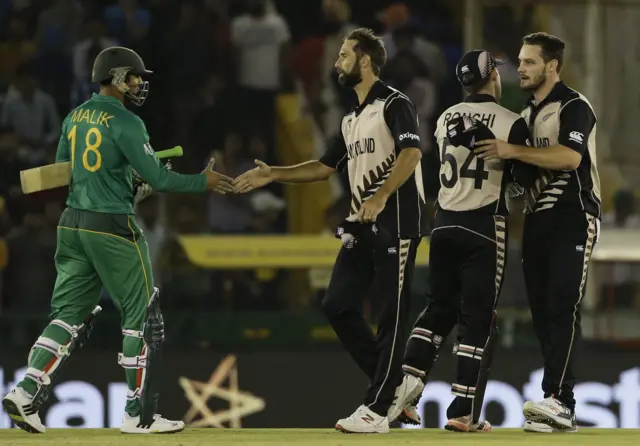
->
[213,159,384,223]
[203,157,271,195]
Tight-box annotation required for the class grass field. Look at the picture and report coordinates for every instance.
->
[0,428,639,445]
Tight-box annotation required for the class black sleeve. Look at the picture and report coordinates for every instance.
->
[508,118,538,187]
[319,132,348,172]
[383,94,422,152]
[558,99,594,154]
[507,117,531,146]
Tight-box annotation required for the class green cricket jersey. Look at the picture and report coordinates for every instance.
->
[55,94,206,215]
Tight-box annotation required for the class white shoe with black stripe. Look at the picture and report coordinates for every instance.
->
[2,387,46,434]
[522,396,573,429]
[120,413,185,434]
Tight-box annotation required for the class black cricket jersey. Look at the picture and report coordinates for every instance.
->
[521,81,601,218]
[434,94,531,215]
[320,80,427,239]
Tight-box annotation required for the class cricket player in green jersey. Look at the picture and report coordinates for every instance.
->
[2,46,233,434]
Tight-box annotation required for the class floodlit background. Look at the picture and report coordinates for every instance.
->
[0,0,639,430]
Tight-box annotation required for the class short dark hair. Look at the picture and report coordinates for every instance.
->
[465,77,491,95]
[344,28,387,76]
[522,32,565,72]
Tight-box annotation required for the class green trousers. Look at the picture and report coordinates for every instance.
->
[18,208,154,416]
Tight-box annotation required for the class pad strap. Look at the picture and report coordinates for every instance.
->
[127,388,141,401]
[50,319,77,337]
[25,368,52,386]
[455,343,484,360]
[118,353,147,369]
[451,383,476,399]
[402,364,426,378]
[409,327,434,344]
[33,336,70,357]
[122,329,143,338]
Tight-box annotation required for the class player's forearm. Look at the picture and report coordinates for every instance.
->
[132,158,206,193]
[146,169,207,193]
[511,144,581,170]
[271,161,335,183]
[375,148,422,200]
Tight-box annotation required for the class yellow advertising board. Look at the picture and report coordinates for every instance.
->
[178,235,430,268]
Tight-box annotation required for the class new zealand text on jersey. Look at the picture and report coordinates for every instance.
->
[443,112,496,128]
[347,138,376,160]
[535,137,550,147]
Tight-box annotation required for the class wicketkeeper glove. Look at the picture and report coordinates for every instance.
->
[506,182,525,198]
[335,218,393,250]
[446,114,495,150]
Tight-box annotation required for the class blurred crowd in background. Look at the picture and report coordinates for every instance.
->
[0,0,638,319]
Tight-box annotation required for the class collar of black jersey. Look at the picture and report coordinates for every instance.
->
[352,80,387,115]
[464,93,498,104]
[526,81,568,108]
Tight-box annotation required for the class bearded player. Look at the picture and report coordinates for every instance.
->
[2,46,233,434]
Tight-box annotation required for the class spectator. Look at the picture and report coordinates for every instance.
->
[382,22,447,86]
[230,0,292,161]
[35,0,84,49]
[34,26,73,114]
[1,62,61,157]
[0,15,37,90]
[231,0,291,93]
[73,17,118,82]
[192,72,232,164]
[104,0,151,46]
[384,50,437,154]
[318,0,357,138]
[166,1,216,149]
[167,1,214,94]
[70,17,118,107]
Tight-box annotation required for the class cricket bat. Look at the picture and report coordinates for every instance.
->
[20,146,184,194]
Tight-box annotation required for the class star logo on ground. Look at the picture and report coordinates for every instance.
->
[179,354,265,428]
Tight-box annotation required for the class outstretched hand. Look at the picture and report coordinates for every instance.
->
[203,157,235,194]
[233,159,274,193]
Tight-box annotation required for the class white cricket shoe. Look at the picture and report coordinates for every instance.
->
[120,412,185,434]
[335,405,389,434]
[387,374,424,423]
[523,396,573,429]
[524,413,578,433]
[524,420,578,433]
[2,387,46,434]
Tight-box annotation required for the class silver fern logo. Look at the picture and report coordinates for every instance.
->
[350,153,396,216]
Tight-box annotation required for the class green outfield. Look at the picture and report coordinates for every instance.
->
[0,428,639,445]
